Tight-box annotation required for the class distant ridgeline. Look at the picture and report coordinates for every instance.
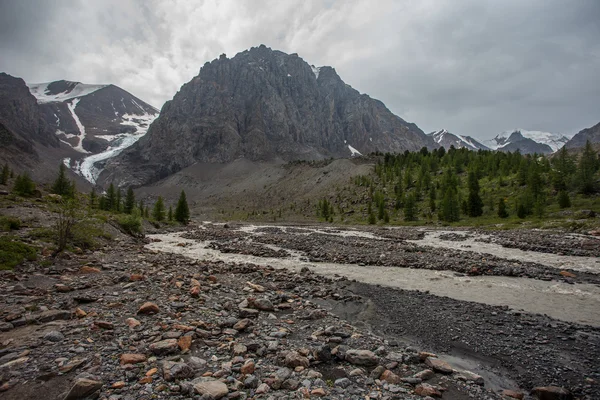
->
[312,143,599,225]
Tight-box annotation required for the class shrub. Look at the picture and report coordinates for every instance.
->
[117,211,143,237]
[0,215,21,231]
[13,173,36,196]
[0,236,37,270]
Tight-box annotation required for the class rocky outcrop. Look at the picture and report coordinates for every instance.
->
[102,45,435,187]
[0,73,58,162]
[564,121,600,149]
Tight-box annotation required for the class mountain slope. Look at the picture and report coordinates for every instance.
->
[26,80,159,183]
[0,73,58,165]
[485,129,570,154]
[429,129,489,151]
[102,45,435,187]
[564,122,600,149]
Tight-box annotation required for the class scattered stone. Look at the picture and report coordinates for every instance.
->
[95,320,114,329]
[149,339,179,355]
[120,353,147,365]
[502,389,524,399]
[345,349,378,366]
[193,378,229,399]
[43,330,64,342]
[531,386,573,400]
[162,360,195,381]
[138,302,160,314]
[64,378,103,400]
[380,369,402,384]
[178,335,192,351]
[79,266,101,274]
[425,357,453,374]
[285,351,310,368]
[125,317,141,328]
[415,383,442,397]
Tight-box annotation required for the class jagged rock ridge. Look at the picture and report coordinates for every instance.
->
[428,129,489,151]
[103,45,435,187]
[485,129,570,154]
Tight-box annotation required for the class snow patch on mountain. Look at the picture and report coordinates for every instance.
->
[66,98,89,153]
[429,129,488,151]
[76,111,157,184]
[27,82,108,104]
[311,65,321,79]
[348,144,362,156]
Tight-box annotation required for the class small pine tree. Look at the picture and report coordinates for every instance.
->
[368,210,376,224]
[497,198,509,218]
[139,200,145,214]
[168,205,173,221]
[440,188,460,222]
[13,173,36,196]
[377,200,385,220]
[0,164,9,185]
[175,190,190,224]
[51,164,73,197]
[429,186,436,212]
[90,188,97,208]
[124,187,136,214]
[558,190,571,209]
[403,193,417,221]
[466,171,483,217]
[152,196,166,221]
[105,183,116,211]
[115,189,122,213]
[144,206,149,218]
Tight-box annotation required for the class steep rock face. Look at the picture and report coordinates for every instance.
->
[429,129,489,151]
[564,122,600,149]
[0,73,58,161]
[103,45,434,186]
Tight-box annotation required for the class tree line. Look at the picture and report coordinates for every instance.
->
[344,141,599,224]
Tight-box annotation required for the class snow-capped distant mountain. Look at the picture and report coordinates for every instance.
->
[485,129,570,154]
[428,129,489,151]
[26,80,158,183]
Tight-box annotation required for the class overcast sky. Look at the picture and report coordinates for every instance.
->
[1,0,598,140]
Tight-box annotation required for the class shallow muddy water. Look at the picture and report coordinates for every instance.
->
[146,227,600,327]
[408,230,600,274]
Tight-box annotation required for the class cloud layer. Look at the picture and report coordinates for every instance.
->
[1,0,599,139]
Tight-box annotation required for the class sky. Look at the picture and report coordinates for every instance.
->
[1,0,599,140]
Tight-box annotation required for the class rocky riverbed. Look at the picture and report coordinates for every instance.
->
[1,221,599,400]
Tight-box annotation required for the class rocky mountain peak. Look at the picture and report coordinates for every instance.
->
[101,46,435,187]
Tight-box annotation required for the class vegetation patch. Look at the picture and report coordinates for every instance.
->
[0,235,37,270]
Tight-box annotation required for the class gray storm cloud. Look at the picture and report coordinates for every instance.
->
[1,0,598,140]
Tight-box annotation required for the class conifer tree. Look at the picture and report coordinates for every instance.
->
[105,183,116,211]
[115,188,122,213]
[168,206,173,221]
[90,188,97,208]
[440,187,460,222]
[124,187,135,214]
[13,173,36,196]
[558,190,571,209]
[152,196,166,221]
[429,186,436,212]
[497,198,508,218]
[175,190,190,224]
[467,171,483,217]
[51,164,73,197]
[403,193,417,221]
